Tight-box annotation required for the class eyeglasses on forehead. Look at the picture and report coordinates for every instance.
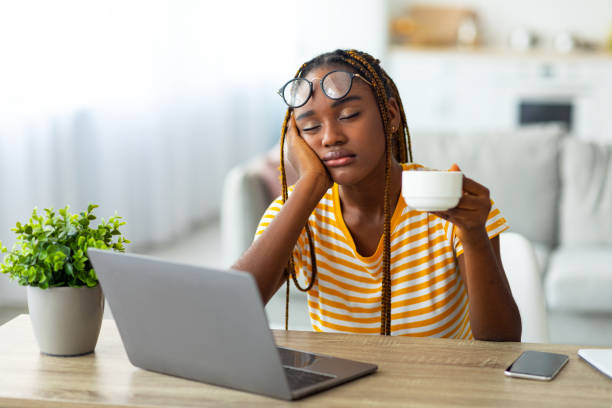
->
[277,70,373,109]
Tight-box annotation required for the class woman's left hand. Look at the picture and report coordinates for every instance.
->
[431,164,491,246]
[434,164,521,341]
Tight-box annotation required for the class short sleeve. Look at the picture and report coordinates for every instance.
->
[254,188,310,282]
[445,199,509,257]
[254,195,284,240]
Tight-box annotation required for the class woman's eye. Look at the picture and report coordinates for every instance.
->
[340,112,360,120]
[302,125,320,132]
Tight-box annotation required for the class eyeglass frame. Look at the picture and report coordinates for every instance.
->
[277,70,373,109]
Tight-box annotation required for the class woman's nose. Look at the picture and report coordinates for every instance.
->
[321,122,346,147]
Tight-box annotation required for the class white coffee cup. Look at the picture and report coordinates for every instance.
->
[402,170,463,211]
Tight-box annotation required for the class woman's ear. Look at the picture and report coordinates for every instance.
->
[387,97,401,131]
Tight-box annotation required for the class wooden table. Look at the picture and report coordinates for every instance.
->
[0,315,610,407]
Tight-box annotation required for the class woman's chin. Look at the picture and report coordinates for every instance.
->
[329,168,363,186]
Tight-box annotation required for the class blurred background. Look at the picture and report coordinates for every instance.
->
[2,0,611,252]
[0,0,387,253]
[1,0,611,344]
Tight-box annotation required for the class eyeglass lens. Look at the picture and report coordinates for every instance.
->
[322,71,352,99]
[282,71,355,108]
[283,79,311,108]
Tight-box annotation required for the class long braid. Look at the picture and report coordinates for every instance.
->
[342,53,414,335]
[383,68,414,163]
[280,65,303,330]
[279,101,292,331]
[333,51,388,334]
[344,50,394,335]
[279,63,319,331]
[278,49,412,335]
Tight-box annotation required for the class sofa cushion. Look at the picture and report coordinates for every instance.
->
[545,247,612,313]
[259,144,298,202]
[531,242,553,278]
[559,138,612,246]
[220,160,273,265]
[411,126,563,247]
[548,311,612,346]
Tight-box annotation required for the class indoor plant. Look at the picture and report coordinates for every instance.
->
[0,204,129,356]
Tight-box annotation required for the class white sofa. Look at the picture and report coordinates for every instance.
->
[220,126,612,346]
[0,279,26,325]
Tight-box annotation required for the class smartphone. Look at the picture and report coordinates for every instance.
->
[504,350,569,381]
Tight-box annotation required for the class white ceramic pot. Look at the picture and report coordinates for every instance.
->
[27,285,104,356]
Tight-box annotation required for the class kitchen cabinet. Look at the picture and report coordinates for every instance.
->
[387,46,612,142]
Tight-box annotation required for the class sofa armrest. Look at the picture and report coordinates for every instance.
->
[220,163,273,267]
[499,232,549,343]
[545,247,612,313]
[0,278,26,308]
[0,278,27,325]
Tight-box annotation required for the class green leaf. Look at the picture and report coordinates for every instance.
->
[64,262,74,277]
[38,248,48,261]
[57,245,71,257]
[66,224,77,237]
[1,203,128,287]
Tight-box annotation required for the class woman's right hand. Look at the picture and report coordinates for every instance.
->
[285,113,333,193]
[232,113,332,303]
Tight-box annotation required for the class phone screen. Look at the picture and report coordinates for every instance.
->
[505,351,569,380]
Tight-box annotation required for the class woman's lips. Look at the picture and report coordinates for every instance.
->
[324,156,356,167]
[323,150,356,167]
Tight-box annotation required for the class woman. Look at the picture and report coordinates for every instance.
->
[232,49,521,341]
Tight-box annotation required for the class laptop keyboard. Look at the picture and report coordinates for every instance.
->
[283,366,335,390]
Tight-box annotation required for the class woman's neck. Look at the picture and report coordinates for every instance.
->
[338,160,403,216]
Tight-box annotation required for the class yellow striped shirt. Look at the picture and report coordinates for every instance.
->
[255,163,509,338]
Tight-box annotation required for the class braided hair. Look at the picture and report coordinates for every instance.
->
[279,49,413,335]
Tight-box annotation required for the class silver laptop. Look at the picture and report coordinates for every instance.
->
[87,249,377,400]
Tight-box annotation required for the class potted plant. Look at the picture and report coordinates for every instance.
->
[0,204,129,356]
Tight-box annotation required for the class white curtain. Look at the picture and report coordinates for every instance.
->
[0,0,387,250]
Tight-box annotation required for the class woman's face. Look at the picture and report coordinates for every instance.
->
[293,64,397,186]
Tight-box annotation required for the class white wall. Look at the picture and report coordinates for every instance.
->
[292,0,389,62]
[0,0,390,251]
[390,0,612,47]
